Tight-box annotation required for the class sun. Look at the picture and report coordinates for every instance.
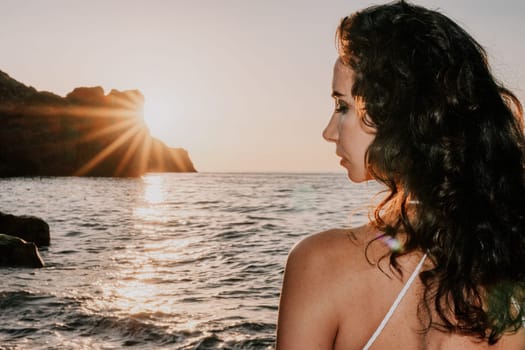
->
[142,94,176,133]
[143,90,182,146]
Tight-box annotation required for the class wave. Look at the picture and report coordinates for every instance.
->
[246,215,280,221]
[0,291,192,348]
[183,322,275,350]
[0,292,276,348]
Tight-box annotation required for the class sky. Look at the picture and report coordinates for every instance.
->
[1,0,524,172]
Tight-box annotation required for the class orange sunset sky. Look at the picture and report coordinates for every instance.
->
[1,0,524,172]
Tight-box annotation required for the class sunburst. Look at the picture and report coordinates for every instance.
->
[1,87,191,177]
[70,91,153,176]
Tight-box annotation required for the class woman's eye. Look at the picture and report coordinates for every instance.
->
[335,100,348,113]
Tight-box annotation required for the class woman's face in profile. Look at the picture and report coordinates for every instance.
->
[323,59,375,182]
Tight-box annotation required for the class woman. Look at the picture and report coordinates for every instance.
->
[276,1,525,349]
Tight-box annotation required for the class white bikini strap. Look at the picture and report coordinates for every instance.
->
[362,253,428,350]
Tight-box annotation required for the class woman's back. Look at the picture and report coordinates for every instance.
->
[277,226,525,349]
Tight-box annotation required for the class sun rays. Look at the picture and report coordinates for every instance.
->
[69,90,186,176]
[65,90,151,177]
[0,87,195,177]
[73,122,146,176]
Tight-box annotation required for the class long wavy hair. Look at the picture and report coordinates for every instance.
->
[337,0,525,344]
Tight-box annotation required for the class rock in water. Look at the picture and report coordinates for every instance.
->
[0,212,50,247]
[0,233,45,268]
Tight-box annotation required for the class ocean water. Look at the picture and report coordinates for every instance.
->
[0,173,382,349]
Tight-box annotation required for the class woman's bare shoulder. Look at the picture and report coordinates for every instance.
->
[287,224,386,273]
[283,224,392,305]
[277,225,395,349]
[276,225,380,349]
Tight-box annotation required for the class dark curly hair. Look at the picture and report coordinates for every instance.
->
[337,0,525,344]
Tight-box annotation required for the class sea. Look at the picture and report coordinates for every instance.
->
[0,173,383,350]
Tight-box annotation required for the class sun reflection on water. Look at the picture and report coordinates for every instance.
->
[90,174,211,330]
[142,174,166,204]
[97,243,212,331]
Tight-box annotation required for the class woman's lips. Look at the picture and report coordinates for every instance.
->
[336,151,348,166]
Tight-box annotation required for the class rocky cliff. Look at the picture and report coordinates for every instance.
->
[0,70,196,177]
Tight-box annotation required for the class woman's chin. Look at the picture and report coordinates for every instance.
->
[345,169,370,183]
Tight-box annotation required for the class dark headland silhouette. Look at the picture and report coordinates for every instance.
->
[0,70,196,177]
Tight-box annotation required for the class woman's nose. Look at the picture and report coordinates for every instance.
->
[322,113,339,143]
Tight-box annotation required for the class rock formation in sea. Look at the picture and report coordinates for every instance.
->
[0,211,49,267]
[0,70,196,177]
[0,233,45,268]
[0,211,50,247]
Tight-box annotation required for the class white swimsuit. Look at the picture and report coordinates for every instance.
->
[362,253,428,350]
[361,253,524,349]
